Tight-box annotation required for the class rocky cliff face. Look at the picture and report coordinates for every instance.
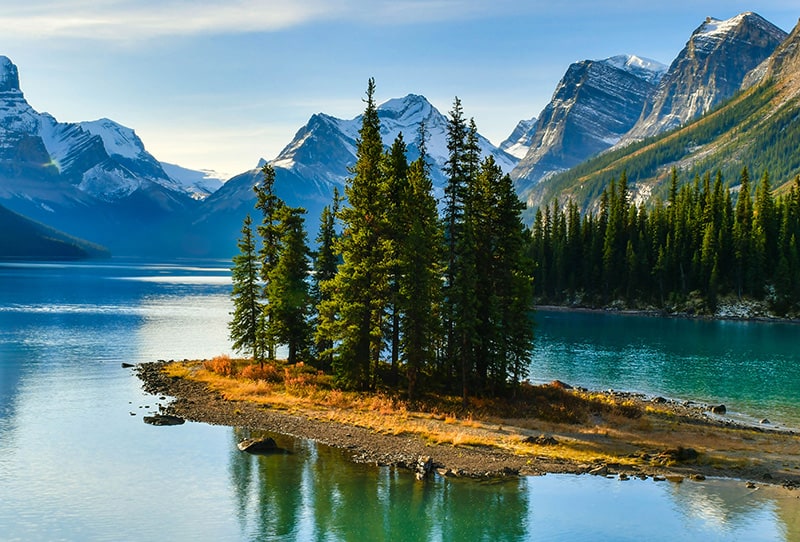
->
[743,17,800,96]
[499,117,537,159]
[620,12,787,144]
[510,55,665,189]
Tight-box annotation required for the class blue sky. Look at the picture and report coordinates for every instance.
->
[2,1,798,178]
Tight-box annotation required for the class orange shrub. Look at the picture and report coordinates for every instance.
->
[204,355,235,376]
[240,363,282,382]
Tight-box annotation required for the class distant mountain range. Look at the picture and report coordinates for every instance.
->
[510,12,787,203]
[2,11,800,259]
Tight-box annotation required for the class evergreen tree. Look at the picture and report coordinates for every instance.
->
[253,163,285,360]
[733,167,753,297]
[399,135,443,398]
[488,163,534,392]
[383,134,410,384]
[229,214,263,362]
[441,97,469,386]
[311,189,340,370]
[267,206,313,365]
[320,78,389,389]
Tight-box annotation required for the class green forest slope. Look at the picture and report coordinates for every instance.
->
[0,204,110,260]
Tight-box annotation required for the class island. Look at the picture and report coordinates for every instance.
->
[136,358,800,488]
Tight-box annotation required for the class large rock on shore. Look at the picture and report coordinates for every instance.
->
[238,437,279,454]
[143,414,185,426]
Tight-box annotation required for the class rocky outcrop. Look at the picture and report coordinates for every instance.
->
[143,414,185,426]
[619,12,787,145]
[511,55,665,191]
[237,437,280,454]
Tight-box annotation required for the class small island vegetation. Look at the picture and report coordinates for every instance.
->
[229,79,533,404]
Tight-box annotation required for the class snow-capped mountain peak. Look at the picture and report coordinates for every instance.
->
[605,55,667,84]
[500,117,538,159]
[618,12,787,144]
[80,118,144,160]
[267,93,519,193]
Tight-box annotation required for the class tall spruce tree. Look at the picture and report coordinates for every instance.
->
[320,78,389,389]
[383,134,410,384]
[267,206,312,365]
[311,188,340,371]
[399,129,442,398]
[253,163,285,360]
[229,214,263,362]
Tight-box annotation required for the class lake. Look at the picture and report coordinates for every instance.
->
[0,261,798,541]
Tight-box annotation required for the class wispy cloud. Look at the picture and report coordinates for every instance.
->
[0,0,590,42]
[0,1,339,41]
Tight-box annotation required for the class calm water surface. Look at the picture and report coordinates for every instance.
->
[0,261,798,541]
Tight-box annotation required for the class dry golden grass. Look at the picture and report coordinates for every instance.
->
[162,359,800,479]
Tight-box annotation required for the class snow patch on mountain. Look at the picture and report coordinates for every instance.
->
[500,117,538,159]
[699,13,748,38]
[605,55,667,83]
[80,119,143,160]
[268,94,519,195]
[78,163,140,201]
[160,162,225,200]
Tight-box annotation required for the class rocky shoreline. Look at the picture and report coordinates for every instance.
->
[535,296,800,324]
[135,362,800,489]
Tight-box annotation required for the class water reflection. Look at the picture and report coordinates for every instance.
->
[227,428,530,541]
[223,424,800,541]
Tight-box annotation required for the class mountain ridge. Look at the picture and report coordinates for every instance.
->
[510,54,666,190]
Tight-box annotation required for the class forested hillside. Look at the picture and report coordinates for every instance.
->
[531,167,800,316]
[0,204,110,260]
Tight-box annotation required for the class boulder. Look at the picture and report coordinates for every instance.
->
[589,465,608,476]
[415,455,434,480]
[710,404,727,415]
[237,437,278,454]
[143,414,185,426]
[523,434,559,446]
[549,380,573,390]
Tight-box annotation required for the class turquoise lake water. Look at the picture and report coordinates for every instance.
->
[0,261,798,541]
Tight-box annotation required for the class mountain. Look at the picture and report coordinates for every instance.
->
[509,55,666,190]
[0,55,197,255]
[618,12,787,145]
[159,162,225,200]
[190,94,519,257]
[521,17,800,217]
[0,203,109,260]
[499,117,537,159]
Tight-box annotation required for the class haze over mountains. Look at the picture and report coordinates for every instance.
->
[1,11,799,259]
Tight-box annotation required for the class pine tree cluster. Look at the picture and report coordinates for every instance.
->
[531,166,800,315]
[230,80,535,400]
